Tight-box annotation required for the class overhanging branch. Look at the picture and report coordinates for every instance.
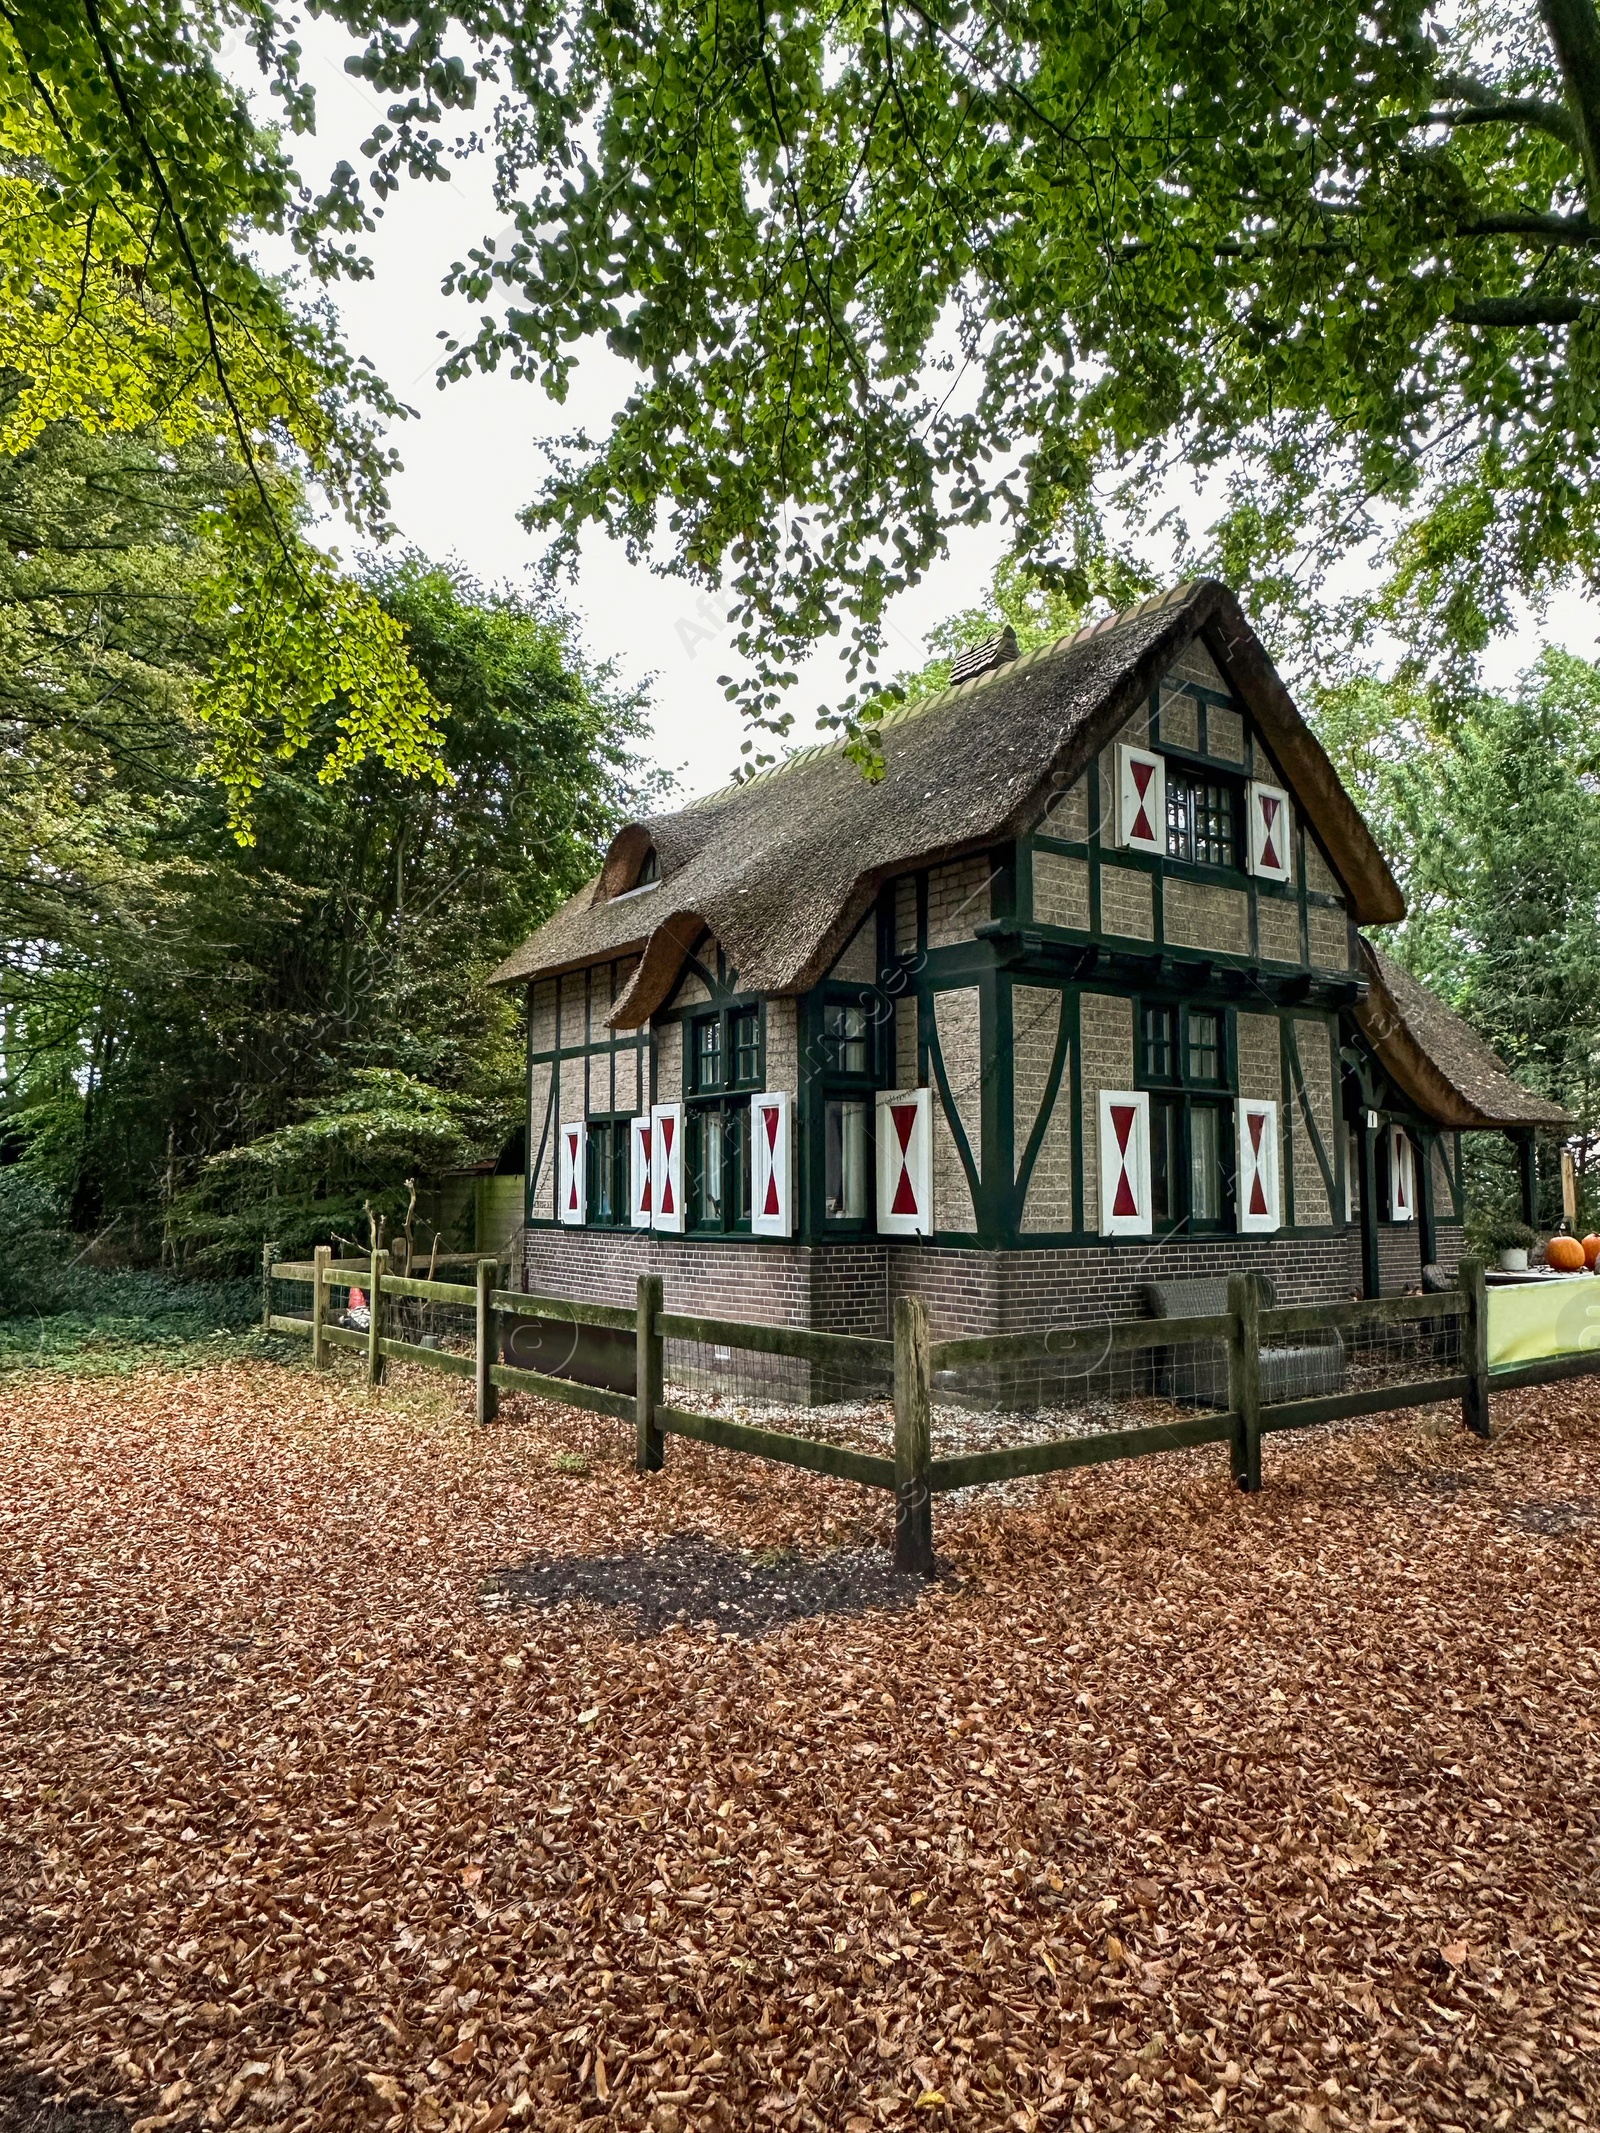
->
[1452,293,1591,325]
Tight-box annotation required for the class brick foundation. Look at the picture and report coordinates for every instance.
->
[523,1226,1371,1340]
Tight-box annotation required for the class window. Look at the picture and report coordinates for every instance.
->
[824,1002,870,1075]
[636,847,660,884]
[692,1014,723,1092]
[1140,1000,1232,1229]
[682,1001,762,1231]
[585,1120,629,1226]
[1141,1004,1177,1082]
[825,1100,868,1219]
[1187,1011,1221,1084]
[732,1007,762,1085]
[1166,769,1239,869]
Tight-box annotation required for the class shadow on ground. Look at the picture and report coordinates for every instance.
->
[483,1531,929,1637]
[0,2077,128,2133]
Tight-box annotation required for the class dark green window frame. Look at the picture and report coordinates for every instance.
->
[1164,763,1243,872]
[585,1117,631,1227]
[815,987,884,1230]
[682,997,763,1233]
[1139,999,1235,1232]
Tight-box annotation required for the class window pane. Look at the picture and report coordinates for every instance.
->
[1150,1098,1177,1222]
[1166,776,1193,863]
[728,1101,751,1224]
[1194,782,1236,867]
[587,1123,614,1224]
[1187,1011,1220,1083]
[691,1107,724,1225]
[1190,1105,1222,1221]
[824,1002,870,1075]
[693,1015,722,1091]
[825,1100,867,1219]
[732,1008,761,1085]
[1141,1004,1176,1081]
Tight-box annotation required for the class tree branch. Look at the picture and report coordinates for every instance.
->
[1535,0,1600,203]
[1430,77,1580,151]
[1452,293,1591,325]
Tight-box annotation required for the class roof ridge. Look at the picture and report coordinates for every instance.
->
[677,582,1205,815]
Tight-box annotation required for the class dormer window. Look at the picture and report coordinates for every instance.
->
[611,845,661,901]
[1165,768,1239,870]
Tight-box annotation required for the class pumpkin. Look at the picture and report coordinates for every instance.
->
[1546,1235,1586,1272]
[1585,1233,1600,1269]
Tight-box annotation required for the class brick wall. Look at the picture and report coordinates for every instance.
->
[1079,992,1135,1229]
[1257,893,1301,965]
[766,998,799,1098]
[893,875,917,955]
[829,918,876,982]
[524,1226,1366,1338]
[926,857,993,948]
[1164,877,1249,956]
[1032,849,1090,929]
[1308,904,1352,972]
[1099,864,1155,942]
[1043,778,1089,840]
[1013,987,1072,1233]
[932,987,981,1230]
[1378,1222,1423,1296]
[1156,688,1198,750]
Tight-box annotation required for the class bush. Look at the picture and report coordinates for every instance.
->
[0,1170,69,1313]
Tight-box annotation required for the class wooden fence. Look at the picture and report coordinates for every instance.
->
[263,1246,1553,1575]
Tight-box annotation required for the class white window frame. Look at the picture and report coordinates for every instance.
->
[557,1121,586,1227]
[1247,780,1293,882]
[650,1100,685,1234]
[750,1090,794,1237]
[1098,1089,1152,1236]
[875,1086,932,1237]
[1117,745,1166,855]
[628,1114,653,1229]
[1236,1097,1281,1234]
[1389,1123,1416,1222]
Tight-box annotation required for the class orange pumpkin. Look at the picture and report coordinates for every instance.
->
[1547,1235,1586,1272]
[1585,1233,1600,1269]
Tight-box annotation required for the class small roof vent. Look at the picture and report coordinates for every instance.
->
[949,625,1019,686]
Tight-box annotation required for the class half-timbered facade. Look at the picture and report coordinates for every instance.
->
[491,580,1566,1336]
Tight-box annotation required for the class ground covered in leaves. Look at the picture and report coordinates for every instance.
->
[2,1359,1599,2133]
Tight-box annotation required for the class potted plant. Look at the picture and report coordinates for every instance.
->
[1484,1217,1537,1272]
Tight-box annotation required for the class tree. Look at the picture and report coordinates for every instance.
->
[298,0,1600,749]
[0,429,656,1260]
[1316,649,1600,1227]
[0,12,445,820]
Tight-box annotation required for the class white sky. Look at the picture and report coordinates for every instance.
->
[269,24,1599,809]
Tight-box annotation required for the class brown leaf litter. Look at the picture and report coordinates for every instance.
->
[3,1357,1600,2132]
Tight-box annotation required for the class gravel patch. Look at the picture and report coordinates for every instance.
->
[483,1532,929,1637]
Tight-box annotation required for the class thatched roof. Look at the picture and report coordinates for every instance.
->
[491,579,1405,1024]
[1355,943,1571,1130]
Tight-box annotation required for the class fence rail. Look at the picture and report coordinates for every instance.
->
[262,1245,1566,1575]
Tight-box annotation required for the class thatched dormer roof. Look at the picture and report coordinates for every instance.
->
[1355,944,1571,1130]
[491,579,1405,1025]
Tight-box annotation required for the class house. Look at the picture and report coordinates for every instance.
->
[490,580,1567,1337]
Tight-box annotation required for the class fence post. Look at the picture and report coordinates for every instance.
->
[1459,1256,1492,1440]
[476,1258,500,1426]
[261,1239,278,1333]
[368,1246,388,1388]
[1226,1273,1262,1494]
[893,1294,935,1575]
[636,1274,664,1473]
[311,1244,330,1369]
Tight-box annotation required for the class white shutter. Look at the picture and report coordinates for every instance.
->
[650,1101,685,1234]
[628,1114,653,1228]
[557,1122,586,1227]
[1236,1098,1281,1233]
[1247,781,1292,881]
[750,1091,793,1237]
[876,1087,932,1237]
[1117,745,1166,854]
[1098,1090,1152,1235]
[1389,1124,1416,1222]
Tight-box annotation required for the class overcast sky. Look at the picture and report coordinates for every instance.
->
[270,24,1599,810]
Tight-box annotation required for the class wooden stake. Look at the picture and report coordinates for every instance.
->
[311,1244,330,1369]
[1226,1273,1262,1493]
[368,1246,388,1388]
[475,1257,499,1426]
[1562,1147,1578,1226]
[261,1239,278,1333]
[1459,1256,1492,1440]
[636,1273,664,1473]
[893,1294,935,1574]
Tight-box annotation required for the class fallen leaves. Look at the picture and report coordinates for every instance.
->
[2,1360,1600,2131]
